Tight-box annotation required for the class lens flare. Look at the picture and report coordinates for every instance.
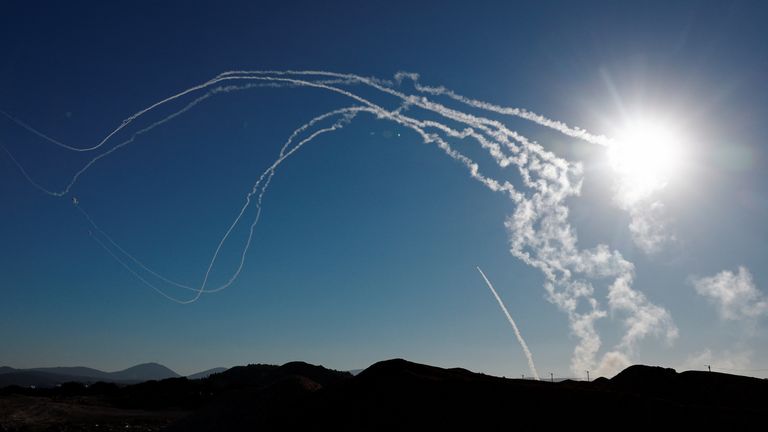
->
[608,119,684,204]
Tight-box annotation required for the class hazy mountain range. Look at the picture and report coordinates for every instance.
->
[0,363,227,387]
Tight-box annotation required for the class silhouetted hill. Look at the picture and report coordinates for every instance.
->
[172,359,767,430]
[187,367,227,380]
[610,364,768,412]
[356,357,478,382]
[277,361,353,387]
[612,364,678,385]
[204,363,278,389]
[165,361,353,431]
[1,360,766,431]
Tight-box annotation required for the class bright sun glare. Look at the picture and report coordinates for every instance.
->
[607,119,684,202]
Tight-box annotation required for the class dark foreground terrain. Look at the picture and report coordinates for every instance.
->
[1,359,766,431]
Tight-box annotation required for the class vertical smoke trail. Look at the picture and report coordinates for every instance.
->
[476,266,540,380]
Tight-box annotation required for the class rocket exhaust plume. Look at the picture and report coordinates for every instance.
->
[476,266,540,380]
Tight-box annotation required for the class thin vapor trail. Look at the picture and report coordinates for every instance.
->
[477,266,540,380]
[80,106,367,303]
[2,82,282,197]
[1,110,71,149]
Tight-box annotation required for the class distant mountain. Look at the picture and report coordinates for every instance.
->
[0,371,99,388]
[0,363,180,387]
[110,363,180,381]
[187,367,228,380]
[30,366,112,380]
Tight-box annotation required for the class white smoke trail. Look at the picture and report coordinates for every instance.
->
[476,266,539,380]
[393,71,614,147]
[81,106,367,303]
[1,70,677,373]
[1,83,275,196]
[1,110,72,150]
[24,72,520,302]
[78,106,364,294]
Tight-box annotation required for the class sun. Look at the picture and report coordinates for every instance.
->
[607,118,685,203]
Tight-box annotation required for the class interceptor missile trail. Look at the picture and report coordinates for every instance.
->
[477,266,540,380]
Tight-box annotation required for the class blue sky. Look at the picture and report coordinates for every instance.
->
[1,0,767,378]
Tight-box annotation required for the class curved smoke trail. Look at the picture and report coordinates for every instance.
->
[0,70,677,375]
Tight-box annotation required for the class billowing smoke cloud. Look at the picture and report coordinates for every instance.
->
[613,186,673,254]
[692,266,768,321]
[1,70,678,374]
[476,267,539,380]
[627,201,673,254]
[595,351,631,378]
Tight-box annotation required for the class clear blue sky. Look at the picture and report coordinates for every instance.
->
[1,0,767,378]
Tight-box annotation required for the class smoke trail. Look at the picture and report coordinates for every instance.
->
[80,106,367,303]
[1,82,287,197]
[1,110,72,150]
[1,70,677,374]
[78,106,364,294]
[393,71,613,147]
[476,266,540,380]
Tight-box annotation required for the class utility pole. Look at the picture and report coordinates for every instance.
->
[550,372,554,383]
[706,365,711,372]
[586,370,590,382]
